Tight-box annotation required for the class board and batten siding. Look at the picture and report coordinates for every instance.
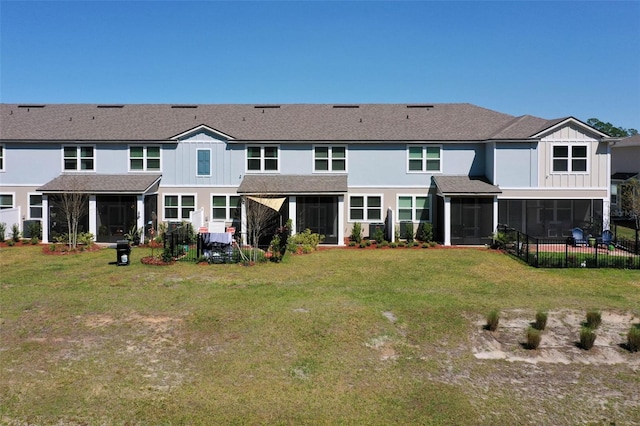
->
[163,131,244,187]
[538,125,609,189]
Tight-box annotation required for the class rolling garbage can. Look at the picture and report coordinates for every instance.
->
[116,240,131,266]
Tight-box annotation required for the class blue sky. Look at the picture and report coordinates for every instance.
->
[1,1,639,130]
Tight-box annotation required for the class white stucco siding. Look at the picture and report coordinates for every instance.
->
[494,142,537,188]
[538,125,608,189]
[611,146,640,174]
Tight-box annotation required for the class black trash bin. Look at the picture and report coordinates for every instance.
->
[116,240,131,266]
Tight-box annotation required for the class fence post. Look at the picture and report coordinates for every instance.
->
[594,239,598,268]
[535,236,539,267]
[565,240,568,268]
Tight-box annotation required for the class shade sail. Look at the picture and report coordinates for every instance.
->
[247,196,286,212]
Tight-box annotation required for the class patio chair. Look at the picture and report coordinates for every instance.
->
[597,229,614,248]
[571,228,587,246]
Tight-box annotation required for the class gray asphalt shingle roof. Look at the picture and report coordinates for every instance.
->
[432,175,501,196]
[238,174,348,194]
[37,174,162,193]
[0,103,563,142]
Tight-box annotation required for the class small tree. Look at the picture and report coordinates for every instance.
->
[57,191,89,249]
[244,195,281,262]
[620,178,640,230]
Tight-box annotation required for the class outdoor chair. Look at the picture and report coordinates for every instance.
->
[597,229,614,248]
[571,228,588,246]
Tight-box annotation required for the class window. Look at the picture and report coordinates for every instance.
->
[130,146,161,171]
[349,195,382,221]
[0,144,4,171]
[197,149,211,176]
[29,194,43,219]
[398,195,431,222]
[247,145,279,172]
[314,146,346,172]
[164,195,195,220]
[0,194,13,210]
[63,146,94,171]
[211,195,241,220]
[552,145,587,173]
[407,145,441,172]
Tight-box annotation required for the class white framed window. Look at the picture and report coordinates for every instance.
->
[197,149,211,176]
[211,195,241,221]
[246,145,279,172]
[0,144,4,171]
[407,145,441,173]
[0,193,14,210]
[314,145,346,172]
[552,144,588,173]
[164,194,195,221]
[29,194,43,219]
[349,195,382,221]
[63,145,95,171]
[397,195,431,222]
[130,145,161,171]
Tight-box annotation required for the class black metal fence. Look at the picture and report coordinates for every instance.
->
[496,225,640,269]
[163,227,268,263]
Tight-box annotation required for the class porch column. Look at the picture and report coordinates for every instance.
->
[493,197,499,234]
[136,195,144,232]
[42,195,49,244]
[88,195,97,239]
[289,196,297,236]
[602,198,611,231]
[337,195,344,246]
[443,196,451,246]
[241,197,247,245]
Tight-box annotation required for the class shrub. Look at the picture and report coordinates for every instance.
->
[78,232,95,246]
[586,310,602,329]
[486,310,500,332]
[350,222,362,244]
[389,242,398,248]
[534,311,548,331]
[579,326,597,350]
[379,240,389,248]
[416,222,433,242]
[372,228,385,244]
[30,236,39,245]
[7,240,15,247]
[348,241,356,247]
[161,248,174,263]
[359,241,366,248]
[0,222,6,242]
[421,243,429,249]
[627,326,640,352]
[287,229,324,254]
[28,221,42,240]
[402,222,414,242]
[365,240,372,247]
[526,327,542,349]
[11,223,21,243]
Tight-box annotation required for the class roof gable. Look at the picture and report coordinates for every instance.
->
[531,117,609,139]
[171,124,234,141]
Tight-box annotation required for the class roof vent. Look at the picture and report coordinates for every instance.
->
[254,105,280,109]
[96,105,124,108]
[406,105,433,109]
[18,105,45,108]
[333,105,359,109]
[171,105,198,108]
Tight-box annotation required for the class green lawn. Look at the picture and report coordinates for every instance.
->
[1,245,639,425]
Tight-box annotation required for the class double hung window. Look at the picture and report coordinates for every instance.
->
[349,195,382,221]
[398,195,431,222]
[164,195,195,220]
[247,145,279,172]
[407,145,441,172]
[314,146,346,172]
[212,195,241,221]
[130,146,161,171]
[29,194,43,219]
[63,146,94,171]
[0,194,14,210]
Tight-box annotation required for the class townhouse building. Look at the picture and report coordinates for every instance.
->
[0,103,613,245]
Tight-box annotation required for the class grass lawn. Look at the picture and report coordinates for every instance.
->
[1,245,639,425]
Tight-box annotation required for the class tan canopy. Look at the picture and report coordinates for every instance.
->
[247,196,286,212]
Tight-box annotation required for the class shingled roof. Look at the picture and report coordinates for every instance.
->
[0,103,562,142]
[432,175,501,196]
[37,174,162,194]
[238,174,348,194]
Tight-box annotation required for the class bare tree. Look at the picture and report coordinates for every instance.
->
[57,191,89,249]
[243,195,283,261]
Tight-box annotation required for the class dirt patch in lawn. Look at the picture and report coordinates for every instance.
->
[470,309,640,367]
